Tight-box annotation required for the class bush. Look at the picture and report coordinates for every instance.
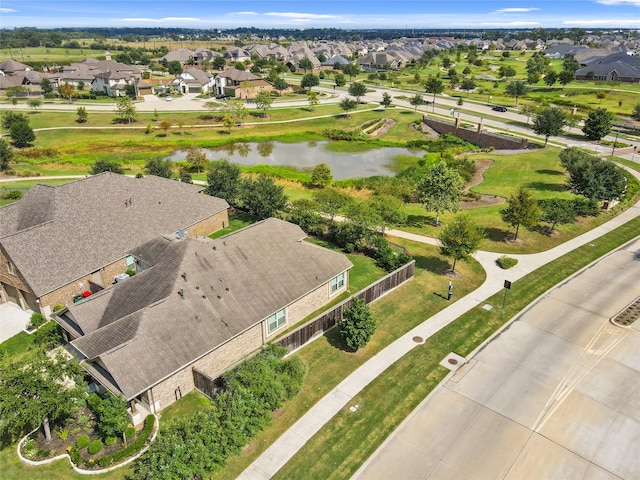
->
[124,426,136,442]
[1,190,22,200]
[95,415,155,468]
[52,304,65,312]
[76,434,90,449]
[88,439,103,455]
[105,436,117,446]
[56,429,69,440]
[27,312,47,330]
[572,197,599,216]
[497,255,518,269]
[125,269,136,277]
[77,415,90,426]
[339,297,376,351]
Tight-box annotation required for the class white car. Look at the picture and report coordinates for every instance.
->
[165,95,173,102]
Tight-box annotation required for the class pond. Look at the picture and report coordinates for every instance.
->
[166,141,422,179]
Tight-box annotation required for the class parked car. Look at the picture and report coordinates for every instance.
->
[492,105,507,112]
[166,95,173,102]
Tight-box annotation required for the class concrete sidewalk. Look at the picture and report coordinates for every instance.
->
[239,182,640,479]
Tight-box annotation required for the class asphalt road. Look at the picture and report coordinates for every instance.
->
[353,237,640,480]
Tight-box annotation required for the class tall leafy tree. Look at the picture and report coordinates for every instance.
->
[544,70,557,86]
[532,107,567,146]
[500,186,541,240]
[565,156,627,202]
[311,163,333,188]
[58,82,76,103]
[91,158,124,175]
[409,93,424,111]
[114,95,137,123]
[10,121,35,148]
[558,69,574,89]
[300,73,319,91]
[415,162,465,226]
[339,98,357,116]
[240,175,287,219]
[298,57,314,73]
[334,73,346,87]
[339,297,376,351]
[2,111,28,130]
[0,138,13,171]
[538,198,577,233]
[438,214,485,273]
[582,107,613,141]
[425,76,444,108]
[144,157,173,178]
[632,103,640,121]
[505,81,528,106]
[313,187,352,222]
[348,82,367,104]
[206,159,241,205]
[342,62,360,81]
[254,90,272,117]
[369,194,406,234]
[460,78,476,97]
[40,77,53,95]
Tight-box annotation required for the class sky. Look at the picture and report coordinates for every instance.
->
[1,0,640,30]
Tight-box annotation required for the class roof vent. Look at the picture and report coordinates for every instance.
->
[178,289,184,299]
[212,245,217,250]
[225,287,229,291]
[217,294,222,299]
[195,286,200,290]
[181,272,187,282]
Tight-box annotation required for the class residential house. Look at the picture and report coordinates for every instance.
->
[358,51,407,71]
[214,68,274,98]
[575,54,640,83]
[223,46,251,63]
[54,218,352,416]
[0,59,32,76]
[0,173,229,316]
[172,68,214,94]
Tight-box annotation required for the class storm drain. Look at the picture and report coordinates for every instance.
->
[440,352,467,372]
[611,296,640,327]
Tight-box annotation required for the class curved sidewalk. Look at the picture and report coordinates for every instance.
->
[239,195,640,479]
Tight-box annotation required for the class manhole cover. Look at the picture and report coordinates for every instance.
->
[448,358,459,365]
[412,336,423,343]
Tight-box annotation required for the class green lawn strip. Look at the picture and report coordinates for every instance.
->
[207,212,258,239]
[0,332,34,364]
[273,215,640,480]
[209,239,484,480]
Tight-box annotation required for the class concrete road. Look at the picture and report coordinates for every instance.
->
[353,237,640,480]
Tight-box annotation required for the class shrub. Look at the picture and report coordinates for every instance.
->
[96,415,155,468]
[27,312,46,330]
[52,304,65,312]
[125,269,136,277]
[76,434,90,449]
[124,426,136,442]
[88,439,103,455]
[339,297,376,351]
[23,438,37,459]
[56,429,69,440]
[105,436,117,446]
[77,415,90,426]
[1,190,22,200]
[68,446,82,466]
[497,255,518,269]
[572,197,599,216]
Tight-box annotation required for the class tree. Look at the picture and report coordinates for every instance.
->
[582,107,613,141]
[500,186,541,240]
[255,90,272,116]
[632,103,640,121]
[273,77,288,94]
[339,297,376,351]
[185,146,209,173]
[287,198,321,231]
[313,187,352,222]
[558,69,574,89]
[339,98,357,116]
[144,158,173,178]
[0,352,86,442]
[167,60,183,75]
[87,392,129,441]
[342,62,360,81]
[415,162,465,226]
[76,106,88,123]
[505,81,528,106]
[2,111,28,130]
[10,121,35,148]
[115,95,137,123]
[348,82,367,104]
[370,194,406,234]
[159,119,172,135]
[334,73,346,87]
[27,98,42,110]
[222,114,235,133]
[538,198,576,233]
[311,163,332,188]
[300,73,319,91]
[91,158,124,175]
[206,159,241,205]
[564,154,627,202]
[460,78,476,97]
[124,83,137,99]
[438,214,485,273]
[409,93,424,111]
[240,175,288,219]
[298,57,313,73]
[381,92,392,108]
[532,107,567,146]
[58,82,76,103]
[499,65,517,79]
[0,138,13,171]
[544,71,557,86]
[213,56,227,69]
[40,77,53,95]
[425,76,444,109]
[307,91,319,110]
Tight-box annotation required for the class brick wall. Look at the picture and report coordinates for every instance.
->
[0,245,32,307]
[185,210,229,237]
[147,323,263,411]
[423,116,528,150]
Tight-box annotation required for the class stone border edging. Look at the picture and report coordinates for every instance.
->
[17,415,159,474]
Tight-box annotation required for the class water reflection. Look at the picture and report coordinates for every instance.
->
[166,141,421,180]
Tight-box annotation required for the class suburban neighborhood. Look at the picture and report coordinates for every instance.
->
[0,2,639,479]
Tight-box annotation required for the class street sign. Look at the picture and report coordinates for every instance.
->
[504,280,512,289]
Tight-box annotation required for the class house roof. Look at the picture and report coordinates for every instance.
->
[0,59,31,74]
[215,68,260,82]
[180,68,212,85]
[576,60,640,79]
[0,173,228,297]
[65,218,352,399]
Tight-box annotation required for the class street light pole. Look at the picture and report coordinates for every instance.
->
[611,130,619,157]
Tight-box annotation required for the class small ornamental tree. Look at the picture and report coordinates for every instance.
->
[76,106,88,123]
[115,95,137,124]
[425,76,444,107]
[500,186,541,240]
[632,103,640,121]
[409,93,424,111]
[339,97,357,116]
[254,90,272,117]
[311,163,333,188]
[307,91,319,111]
[438,214,485,274]
[185,146,208,173]
[159,119,172,135]
[381,92,392,108]
[334,73,346,87]
[339,297,376,351]
[348,81,367,104]
[505,81,528,106]
[58,82,76,103]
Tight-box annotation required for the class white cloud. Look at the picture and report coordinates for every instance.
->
[119,17,201,23]
[494,7,541,13]
[0,8,17,13]
[265,12,341,20]
[595,0,640,6]
[229,12,258,16]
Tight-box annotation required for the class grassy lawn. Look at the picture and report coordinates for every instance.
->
[208,212,258,239]
[0,178,79,206]
[272,215,640,480]
[208,238,485,480]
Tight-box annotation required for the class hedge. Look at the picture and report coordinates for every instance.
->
[95,414,155,468]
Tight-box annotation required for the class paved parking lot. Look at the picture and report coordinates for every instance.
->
[354,238,640,480]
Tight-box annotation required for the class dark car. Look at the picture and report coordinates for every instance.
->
[492,105,508,112]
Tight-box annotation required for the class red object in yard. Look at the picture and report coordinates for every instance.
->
[82,291,92,298]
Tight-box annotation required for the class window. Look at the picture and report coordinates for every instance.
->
[330,273,345,294]
[7,261,17,276]
[268,309,286,333]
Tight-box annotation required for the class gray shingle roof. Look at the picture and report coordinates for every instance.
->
[0,173,228,297]
[67,218,352,399]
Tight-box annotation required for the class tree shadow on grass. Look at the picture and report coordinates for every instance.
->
[414,254,450,274]
[536,169,565,176]
[525,181,568,193]
[405,214,433,228]
[484,226,512,243]
[324,327,354,353]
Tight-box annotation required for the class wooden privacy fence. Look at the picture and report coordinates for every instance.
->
[276,260,415,353]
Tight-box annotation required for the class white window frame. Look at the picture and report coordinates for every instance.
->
[268,309,286,333]
[7,261,17,276]
[330,272,345,294]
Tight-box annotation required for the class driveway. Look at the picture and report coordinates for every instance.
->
[354,237,640,480]
[0,302,32,343]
